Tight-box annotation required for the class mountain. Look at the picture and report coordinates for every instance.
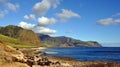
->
[0,25,43,47]
[39,34,102,47]
[0,25,102,47]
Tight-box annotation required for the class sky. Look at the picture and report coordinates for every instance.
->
[0,0,120,47]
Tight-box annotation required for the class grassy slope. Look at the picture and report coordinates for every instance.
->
[0,25,44,48]
[17,29,42,46]
[42,42,58,47]
[0,43,29,67]
[0,34,42,48]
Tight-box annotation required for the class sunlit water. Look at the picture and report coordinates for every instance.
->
[41,47,120,62]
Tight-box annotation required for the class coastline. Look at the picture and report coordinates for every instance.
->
[18,47,120,67]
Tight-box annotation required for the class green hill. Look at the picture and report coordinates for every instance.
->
[0,34,42,48]
[0,25,43,48]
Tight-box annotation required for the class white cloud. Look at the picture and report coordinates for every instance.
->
[114,19,120,23]
[18,21,57,34]
[112,13,120,17]
[38,16,57,26]
[18,21,35,30]
[115,13,120,16]
[97,18,113,25]
[24,14,36,21]
[6,2,19,11]
[33,26,57,34]
[33,0,61,15]
[0,0,19,18]
[56,9,80,22]
[97,18,120,25]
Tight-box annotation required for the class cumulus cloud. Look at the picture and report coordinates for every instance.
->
[19,16,57,34]
[18,21,35,30]
[33,26,57,34]
[38,16,57,26]
[33,0,61,15]
[24,14,36,21]
[6,2,19,11]
[97,12,120,25]
[114,19,120,23]
[56,9,80,22]
[0,0,19,11]
[0,0,19,18]
[112,13,120,17]
[97,18,120,25]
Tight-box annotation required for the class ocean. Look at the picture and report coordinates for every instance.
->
[41,47,120,62]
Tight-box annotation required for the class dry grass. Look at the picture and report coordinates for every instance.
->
[1,62,29,67]
[0,43,29,67]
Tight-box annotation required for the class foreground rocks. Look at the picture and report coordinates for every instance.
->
[15,55,120,67]
[1,46,120,67]
[16,48,120,67]
[0,43,29,67]
[18,48,61,67]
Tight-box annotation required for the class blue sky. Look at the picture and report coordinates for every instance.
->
[0,0,120,47]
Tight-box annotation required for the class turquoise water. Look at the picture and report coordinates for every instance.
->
[42,47,120,62]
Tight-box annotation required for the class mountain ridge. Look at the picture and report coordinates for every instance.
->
[39,34,102,47]
[0,25,102,47]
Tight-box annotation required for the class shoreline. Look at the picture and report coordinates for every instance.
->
[37,47,120,63]
[29,47,120,63]
[17,47,120,67]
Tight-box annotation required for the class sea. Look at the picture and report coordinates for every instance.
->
[41,47,120,62]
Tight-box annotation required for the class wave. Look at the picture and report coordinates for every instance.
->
[38,47,47,50]
[45,51,58,54]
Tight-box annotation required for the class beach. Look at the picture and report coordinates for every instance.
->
[18,47,120,67]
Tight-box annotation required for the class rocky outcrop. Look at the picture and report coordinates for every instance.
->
[39,34,102,47]
[15,55,120,67]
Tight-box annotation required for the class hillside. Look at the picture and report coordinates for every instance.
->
[0,25,43,48]
[0,43,29,67]
[0,34,42,48]
[0,25,102,47]
[39,34,102,47]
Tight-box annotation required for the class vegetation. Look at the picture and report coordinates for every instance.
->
[0,25,22,38]
[0,34,42,48]
[42,42,58,47]
[0,25,44,48]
